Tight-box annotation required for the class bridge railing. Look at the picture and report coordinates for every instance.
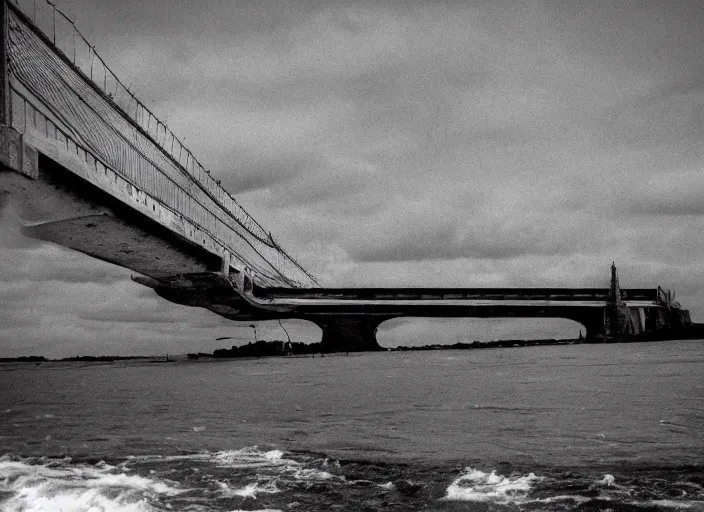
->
[5,0,317,288]
[621,288,659,302]
[256,286,667,303]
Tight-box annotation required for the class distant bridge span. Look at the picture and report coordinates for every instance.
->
[0,0,693,351]
[132,270,692,351]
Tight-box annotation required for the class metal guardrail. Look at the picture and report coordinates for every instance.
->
[5,0,318,287]
[255,286,664,302]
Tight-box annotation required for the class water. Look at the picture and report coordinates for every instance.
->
[1,340,703,511]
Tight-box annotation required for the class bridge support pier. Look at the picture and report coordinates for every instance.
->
[309,316,388,353]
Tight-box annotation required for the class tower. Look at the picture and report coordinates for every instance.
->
[605,262,628,338]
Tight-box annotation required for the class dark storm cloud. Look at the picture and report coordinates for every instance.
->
[219,151,321,194]
[76,310,184,324]
[614,167,704,218]
[347,208,618,263]
[0,311,39,329]
[601,85,704,152]
[627,198,704,218]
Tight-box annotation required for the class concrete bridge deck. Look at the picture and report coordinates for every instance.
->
[254,286,660,304]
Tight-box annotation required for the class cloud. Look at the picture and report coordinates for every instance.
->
[220,150,320,195]
[621,168,704,217]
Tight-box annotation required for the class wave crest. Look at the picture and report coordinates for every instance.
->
[0,455,183,512]
[443,467,543,503]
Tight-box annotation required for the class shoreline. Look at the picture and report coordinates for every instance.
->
[2,329,702,363]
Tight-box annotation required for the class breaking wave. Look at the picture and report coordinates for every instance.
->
[0,454,182,511]
[0,448,337,511]
[443,467,543,503]
[4,450,703,511]
[443,466,704,510]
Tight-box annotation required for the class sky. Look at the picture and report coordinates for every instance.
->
[1,0,703,357]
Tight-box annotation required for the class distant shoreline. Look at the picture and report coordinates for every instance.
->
[0,355,156,363]
[3,331,702,363]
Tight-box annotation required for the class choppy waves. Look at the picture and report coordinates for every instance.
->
[442,466,704,510]
[443,467,543,503]
[2,449,704,511]
[0,454,181,511]
[0,447,388,511]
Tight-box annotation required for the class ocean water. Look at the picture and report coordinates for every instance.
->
[1,340,703,511]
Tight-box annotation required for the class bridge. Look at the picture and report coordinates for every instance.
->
[128,264,692,351]
[0,1,694,352]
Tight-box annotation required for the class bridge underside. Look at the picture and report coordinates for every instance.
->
[1,155,223,275]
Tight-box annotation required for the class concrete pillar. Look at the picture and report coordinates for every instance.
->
[220,251,230,276]
[310,316,389,353]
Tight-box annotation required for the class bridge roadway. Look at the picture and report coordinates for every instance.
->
[252,284,665,350]
[0,1,317,289]
[254,286,659,304]
[135,271,677,351]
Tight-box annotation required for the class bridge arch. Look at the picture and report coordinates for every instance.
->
[376,317,588,349]
[303,307,608,353]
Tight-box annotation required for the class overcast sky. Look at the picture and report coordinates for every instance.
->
[1,0,703,357]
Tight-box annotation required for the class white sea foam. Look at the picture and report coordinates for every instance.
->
[524,494,591,505]
[215,478,281,499]
[212,447,287,469]
[321,458,341,470]
[128,447,339,488]
[127,446,342,506]
[228,509,283,512]
[263,450,284,461]
[648,499,704,509]
[443,467,543,503]
[291,467,335,481]
[210,447,337,484]
[231,480,281,498]
[599,473,615,486]
[0,456,183,512]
